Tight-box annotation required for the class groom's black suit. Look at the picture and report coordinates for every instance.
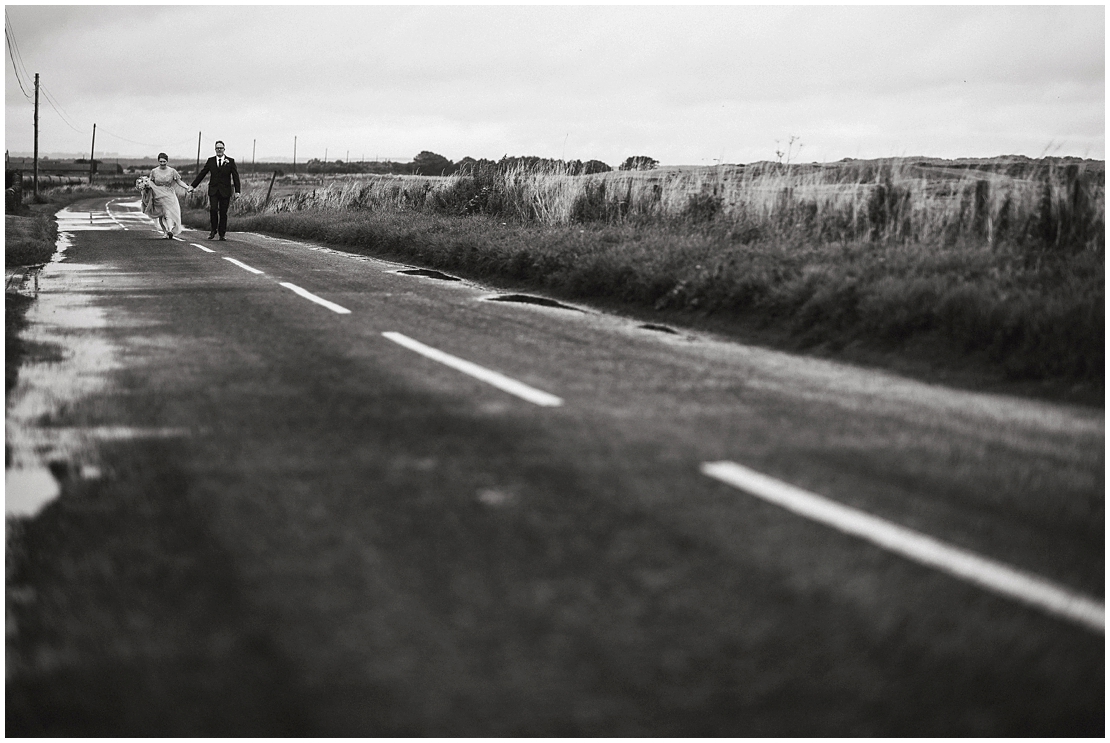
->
[191,156,241,237]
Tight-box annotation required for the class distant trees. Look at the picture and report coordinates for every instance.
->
[619,156,659,171]
[456,156,612,175]
[277,152,616,177]
[412,151,455,176]
[303,157,384,175]
[455,156,480,173]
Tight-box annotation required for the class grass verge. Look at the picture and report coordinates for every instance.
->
[6,203,61,268]
[184,206,1103,406]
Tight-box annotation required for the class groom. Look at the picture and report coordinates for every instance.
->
[191,140,241,240]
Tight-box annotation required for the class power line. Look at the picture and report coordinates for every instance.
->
[5,12,161,152]
[41,97,83,133]
[39,84,84,133]
[39,83,76,121]
[4,27,31,99]
[96,126,162,148]
[5,33,30,98]
[97,125,193,150]
[5,15,208,158]
[4,12,34,95]
[4,13,29,77]
[37,76,194,151]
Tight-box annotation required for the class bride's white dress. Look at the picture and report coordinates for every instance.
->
[143,166,188,236]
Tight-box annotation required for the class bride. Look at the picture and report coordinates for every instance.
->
[142,152,193,239]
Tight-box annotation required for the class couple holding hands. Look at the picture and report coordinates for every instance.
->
[142,140,241,240]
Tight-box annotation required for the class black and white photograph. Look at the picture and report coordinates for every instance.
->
[4,3,1104,736]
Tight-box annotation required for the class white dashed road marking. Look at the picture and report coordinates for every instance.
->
[223,257,264,275]
[700,460,1104,633]
[382,331,564,407]
[191,243,216,253]
[279,282,351,314]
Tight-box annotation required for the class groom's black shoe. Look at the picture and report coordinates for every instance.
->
[218,235,226,241]
[208,231,217,239]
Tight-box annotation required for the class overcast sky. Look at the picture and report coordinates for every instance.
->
[4,4,1105,165]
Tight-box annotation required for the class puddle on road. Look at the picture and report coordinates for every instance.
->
[56,202,154,233]
[51,230,72,262]
[484,294,584,312]
[46,426,193,442]
[640,323,680,335]
[6,219,123,517]
[7,202,201,517]
[5,468,62,518]
[5,308,119,516]
[38,263,110,273]
[56,208,121,231]
[396,268,462,281]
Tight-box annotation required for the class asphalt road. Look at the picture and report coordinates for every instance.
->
[5,195,1104,735]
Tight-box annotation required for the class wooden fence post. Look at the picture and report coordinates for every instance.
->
[264,171,278,208]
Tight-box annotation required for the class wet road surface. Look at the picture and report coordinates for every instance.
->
[5,196,1104,735]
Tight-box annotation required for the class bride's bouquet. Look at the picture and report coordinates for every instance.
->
[136,176,159,217]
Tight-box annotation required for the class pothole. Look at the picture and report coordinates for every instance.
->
[396,268,461,281]
[640,323,680,335]
[485,294,583,311]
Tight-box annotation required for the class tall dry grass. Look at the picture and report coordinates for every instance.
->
[200,159,1102,253]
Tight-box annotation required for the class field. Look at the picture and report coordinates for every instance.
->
[180,157,1103,404]
[215,157,1103,244]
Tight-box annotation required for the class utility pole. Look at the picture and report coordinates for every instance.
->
[293,136,297,175]
[88,123,96,184]
[32,73,39,199]
[252,139,256,173]
[196,131,201,173]
[324,147,328,163]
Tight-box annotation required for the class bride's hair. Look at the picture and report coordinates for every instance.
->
[157,152,168,161]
